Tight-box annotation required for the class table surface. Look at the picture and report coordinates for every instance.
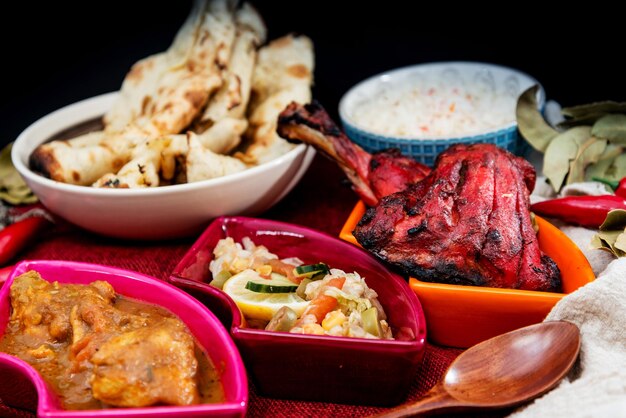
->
[0,154,511,418]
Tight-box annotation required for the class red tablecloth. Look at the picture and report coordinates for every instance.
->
[0,155,511,417]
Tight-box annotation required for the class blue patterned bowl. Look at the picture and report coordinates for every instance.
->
[339,62,544,165]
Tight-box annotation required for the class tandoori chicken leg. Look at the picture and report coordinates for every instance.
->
[277,101,430,206]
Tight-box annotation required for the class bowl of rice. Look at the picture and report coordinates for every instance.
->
[338,61,544,165]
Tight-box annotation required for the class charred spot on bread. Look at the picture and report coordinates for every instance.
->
[287,64,309,78]
[29,146,59,180]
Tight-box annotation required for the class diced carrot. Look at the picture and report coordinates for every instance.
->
[300,277,346,324]
[326,277,346,289]
[305,295,338,323]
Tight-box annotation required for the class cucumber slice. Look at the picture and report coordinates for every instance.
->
[293,263,330,278]
[245,281,298,293]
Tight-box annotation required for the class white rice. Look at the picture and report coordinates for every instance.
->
[353,78,517,138]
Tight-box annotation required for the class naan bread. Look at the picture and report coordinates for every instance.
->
[199,3,265,123]
[93,137,169,188]
[104,0,232,136]
[132,0,235,137]
[29,1,314,189]
[103,53,170,135]
[29,131,126,185]
[92,134,190,188]
[241,35,314,164]
[196,117,248,154]
[194,3,265,153]
[186,132,247,182]
[33,0,236,186]
[160,134,189,182]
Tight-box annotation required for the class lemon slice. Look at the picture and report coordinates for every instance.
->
[222,270,310,321]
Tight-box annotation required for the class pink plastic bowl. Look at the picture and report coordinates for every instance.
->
[0,260,248,418]
[170,217,427,406]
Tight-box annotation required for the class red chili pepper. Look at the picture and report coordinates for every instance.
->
[617,181,626,198]
[0,216,50,266]
[531,195,626,228]
[593,177,626,198]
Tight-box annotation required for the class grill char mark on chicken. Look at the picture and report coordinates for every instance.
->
[355,144,560,292]
[277,102,560,292]
[277,101,430,206]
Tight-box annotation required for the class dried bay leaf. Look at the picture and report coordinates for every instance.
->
[567,137,607,185]
[591,114,626,144]
[590,233,602,248]
[593,230,626,257]
[600,153,626,181]
[585,144,623,181]
[6,185,34,197]
[0,143,13,177]
[558,117,600,129]
[543,126,591,191]
[599,209,626,230]
[612,154,626,179]
[1,170,27,189]
[516,85,559,152]
[0,191,38,205]
[592,209,626,258]
[0,142,37,204]
[615,232,626,253]
[586,160,612,182]
[562,101,626,118]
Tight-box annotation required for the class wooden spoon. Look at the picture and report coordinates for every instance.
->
[375,321,580,417]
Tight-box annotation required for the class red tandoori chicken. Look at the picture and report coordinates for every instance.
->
[355,144,560,291]
[277,102,561,292]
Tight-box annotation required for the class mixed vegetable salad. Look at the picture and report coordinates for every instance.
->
[209,237,393,339]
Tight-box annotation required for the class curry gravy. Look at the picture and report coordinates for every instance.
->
[0,273,224,410]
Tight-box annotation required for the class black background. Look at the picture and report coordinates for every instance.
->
[2,1,624,149]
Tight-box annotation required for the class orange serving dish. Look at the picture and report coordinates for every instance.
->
[340,201,595,348]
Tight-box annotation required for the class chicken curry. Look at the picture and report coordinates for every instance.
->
[0,271,224,410]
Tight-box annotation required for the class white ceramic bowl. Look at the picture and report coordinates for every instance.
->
[339,61,544,165]
[12,93,315,240]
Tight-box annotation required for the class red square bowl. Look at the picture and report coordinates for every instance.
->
[170,216,427,406]
[340,201,595,348]
[0,260,248,417]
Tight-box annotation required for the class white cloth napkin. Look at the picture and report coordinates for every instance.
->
[508,105,626,416]
[508,238,626,417]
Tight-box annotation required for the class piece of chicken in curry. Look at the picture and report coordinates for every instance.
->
[0,271,223,409]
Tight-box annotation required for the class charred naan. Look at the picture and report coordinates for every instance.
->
[29,131,126,185]
[240,35,314,164]
[29,0,314,188]
[106,0,236,137]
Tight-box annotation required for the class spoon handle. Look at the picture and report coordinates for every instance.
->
[372,383,461,418]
